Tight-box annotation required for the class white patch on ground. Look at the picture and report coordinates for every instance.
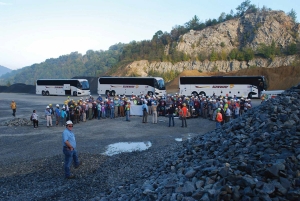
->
[103,141,152,156]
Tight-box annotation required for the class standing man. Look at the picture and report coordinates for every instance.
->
[45,106,52,127]
[216,108,223,129]
[181,103,188,127]
[55,104,61,126]
[62,120,82,179]
[142,100,148,123]
[167,104,175,127]
[151,102,158,124]
[125,101,131,121]
[10,100,17,117]
[31,110,39,128]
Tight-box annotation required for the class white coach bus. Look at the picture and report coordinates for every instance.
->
[179,76,267,98]
[36,79,90,96]
[98,77,166,97]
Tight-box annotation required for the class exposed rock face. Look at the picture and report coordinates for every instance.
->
[116,11,300,77]
[119,55,297,77]
[177,11,299,55]
[100,84,300,201]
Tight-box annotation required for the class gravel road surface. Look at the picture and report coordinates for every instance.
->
[0,93,261,200]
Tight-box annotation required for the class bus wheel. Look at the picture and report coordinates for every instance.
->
[148,91,153,96]
[42,91,46,96]
[248,93,252,99]
[192,91,198,97]
[111,91,116,97]
[73,91,77,96]
[199,92,206,97]
[45,91,50,96]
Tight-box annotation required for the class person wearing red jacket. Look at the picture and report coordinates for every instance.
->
[181,103,188,127]
[216,108,223,129]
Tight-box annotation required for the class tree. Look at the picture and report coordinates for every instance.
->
[152,30,163,40]
[185,15,200,30]
[287,9,297,23]
[210,50,219,61]
[287,43,297,55]
[170,25,187,41]
[218,12,226,23]
[236,0,251,16]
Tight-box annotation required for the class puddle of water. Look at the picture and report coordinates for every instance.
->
[103,141,152,156]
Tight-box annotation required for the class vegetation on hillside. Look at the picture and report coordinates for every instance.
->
[0,43,124,85]
[0,0,299,85]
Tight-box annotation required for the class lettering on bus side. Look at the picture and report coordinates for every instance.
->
[212,86,228,88]
[123,86,135,88]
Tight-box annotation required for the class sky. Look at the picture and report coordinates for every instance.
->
[0,0,299,70]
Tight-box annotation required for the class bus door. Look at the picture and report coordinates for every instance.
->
[64,84,71,95]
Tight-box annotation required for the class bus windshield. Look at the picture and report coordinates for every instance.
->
[80,80,90,90]
[157,79,166,90]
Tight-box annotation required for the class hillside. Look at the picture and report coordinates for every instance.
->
[167,65,300,93]
[0,65,12,77]
[1,7,300,87]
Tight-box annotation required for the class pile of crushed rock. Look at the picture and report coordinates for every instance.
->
[99,84,300,200]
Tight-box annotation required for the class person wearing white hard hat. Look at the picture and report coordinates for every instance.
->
[45,105,52,127]
[62,120,82,179]
[55,104,61,126]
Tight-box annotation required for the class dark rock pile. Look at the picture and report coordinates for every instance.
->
[100,84,300,200]
[0,83,35,93]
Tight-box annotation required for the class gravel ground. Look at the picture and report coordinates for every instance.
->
[0,93,261,200]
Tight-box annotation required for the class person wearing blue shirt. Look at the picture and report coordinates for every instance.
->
[62,120,82,179]
[55,104,61,126]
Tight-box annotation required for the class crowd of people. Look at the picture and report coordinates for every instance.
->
[28,93,253,129]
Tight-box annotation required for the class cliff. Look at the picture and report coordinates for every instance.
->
[113,11,300,80]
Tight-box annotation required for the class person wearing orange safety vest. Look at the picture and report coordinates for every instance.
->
[216,108,223,129]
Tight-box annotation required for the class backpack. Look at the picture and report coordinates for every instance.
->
[30,115,33,121]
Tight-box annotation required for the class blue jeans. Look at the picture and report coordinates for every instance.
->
[126,110,130,121]
[216,121,221,129]
[63,147,79,177]
[168,114,174,126]
[110,108,115,118]
[97,110,101,120]
[102,111,106,118]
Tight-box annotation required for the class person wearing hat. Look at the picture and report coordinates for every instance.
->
[55,104,61,126]
[10,100,17,117]
[151,101,158,124]
[142,100,148,123]
[119,97,125,117]
[61,106,67,126]
[49,104,54,124]
[45,106,52,127]
[31,110,39,128]
[216,108,223,129]
[125,101,131,121]
[62,120,82,179]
